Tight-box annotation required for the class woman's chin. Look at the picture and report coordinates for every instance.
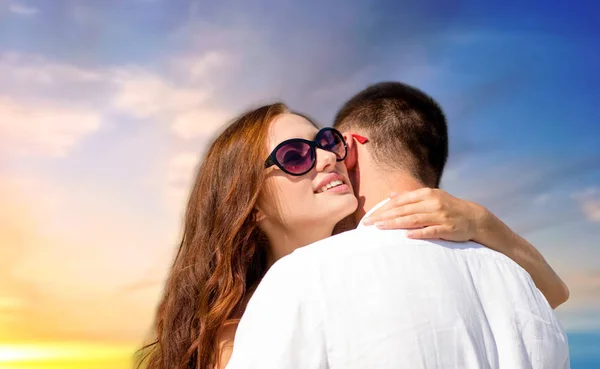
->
[326,194,359,223]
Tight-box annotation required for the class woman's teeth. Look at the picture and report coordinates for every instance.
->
[319,179,343,193]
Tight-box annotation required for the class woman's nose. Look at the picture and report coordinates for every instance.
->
[314,148,337,173]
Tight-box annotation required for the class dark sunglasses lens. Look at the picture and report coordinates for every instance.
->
[317,130,346,159]
[275,141,314,174]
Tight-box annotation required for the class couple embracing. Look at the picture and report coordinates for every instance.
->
[138,82,570,369]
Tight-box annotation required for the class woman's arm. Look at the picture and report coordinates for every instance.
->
[364,188,569,309]
[472,210,569,309]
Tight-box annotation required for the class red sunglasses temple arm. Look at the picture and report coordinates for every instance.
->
[351,134,369,144]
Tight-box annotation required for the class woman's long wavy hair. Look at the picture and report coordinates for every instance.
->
[136,103,289,369]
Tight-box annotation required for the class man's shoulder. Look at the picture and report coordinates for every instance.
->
[248,254,305,306]
[290,228,371,259]
[256,230,367,291]
[291,227,489,259]
[280,227,522,274]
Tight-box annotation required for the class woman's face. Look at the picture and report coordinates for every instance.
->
[258,113,358,244]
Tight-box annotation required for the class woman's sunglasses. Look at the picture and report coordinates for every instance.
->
[264,127,348,176]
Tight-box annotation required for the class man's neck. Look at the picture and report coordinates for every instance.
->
[353,168,424,225]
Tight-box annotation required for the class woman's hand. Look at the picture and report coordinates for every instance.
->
[363,187,569,309]
[363,188,487,242]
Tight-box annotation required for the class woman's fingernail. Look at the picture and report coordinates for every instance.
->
[363,218,373,225]
[406,231,414,237]
[389,192,398,198]
[375,221,386,228]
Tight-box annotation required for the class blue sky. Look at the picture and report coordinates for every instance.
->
[0,0,598,365]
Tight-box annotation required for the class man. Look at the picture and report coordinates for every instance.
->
[226,82,570,368]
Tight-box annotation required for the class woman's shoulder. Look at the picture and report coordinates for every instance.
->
[214,287,257,369]
[215,320,239,369]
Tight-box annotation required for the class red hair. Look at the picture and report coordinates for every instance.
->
[136,103,289,369]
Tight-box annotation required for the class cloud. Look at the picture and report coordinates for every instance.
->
[439,156,600,274]
[164,151,201,211]
[0,47,233,341]
[0,53,107,158]
[556,270,600,331]
[572,187,600,223]
[0,97,101,157]
[111,68,209,118]
[442,156,600,220]
[168,51,231,82]
[563,270,600,310]
[110,51,235,140]
[0,2,467,157]
[0,52,103,85]
[557,309,600,332]
[8,2,38,16]
[171,108,232,139]
[110,66,232,140]
[0,50,236,160]
[165,10,383,121]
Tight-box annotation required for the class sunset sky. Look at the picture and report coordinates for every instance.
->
[1,0,599,368]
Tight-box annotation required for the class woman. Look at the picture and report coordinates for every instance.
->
[136,103,567,369]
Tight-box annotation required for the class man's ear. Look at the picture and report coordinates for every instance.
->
[342,132,358,170]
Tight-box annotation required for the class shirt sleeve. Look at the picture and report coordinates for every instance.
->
[225,256,328,369]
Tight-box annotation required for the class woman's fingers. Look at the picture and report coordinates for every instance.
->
[406,226,448,240]
[361,187,482,242]
[388,188,439,207]
[365,199,443,225]
[364,203,424,225]
[367,188,436,219]
[374,213,440,230]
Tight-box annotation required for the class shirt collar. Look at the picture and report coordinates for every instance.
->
[357,198,391,229]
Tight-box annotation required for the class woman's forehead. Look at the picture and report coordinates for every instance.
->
[268,113,318,144]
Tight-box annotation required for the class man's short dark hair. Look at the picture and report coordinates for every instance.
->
[333,81,448,187]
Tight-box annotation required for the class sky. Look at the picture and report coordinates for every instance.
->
[0,0,599,368]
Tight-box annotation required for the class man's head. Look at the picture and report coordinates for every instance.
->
[333,81,448,188]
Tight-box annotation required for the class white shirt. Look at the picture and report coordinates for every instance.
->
[226,200,570,369]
